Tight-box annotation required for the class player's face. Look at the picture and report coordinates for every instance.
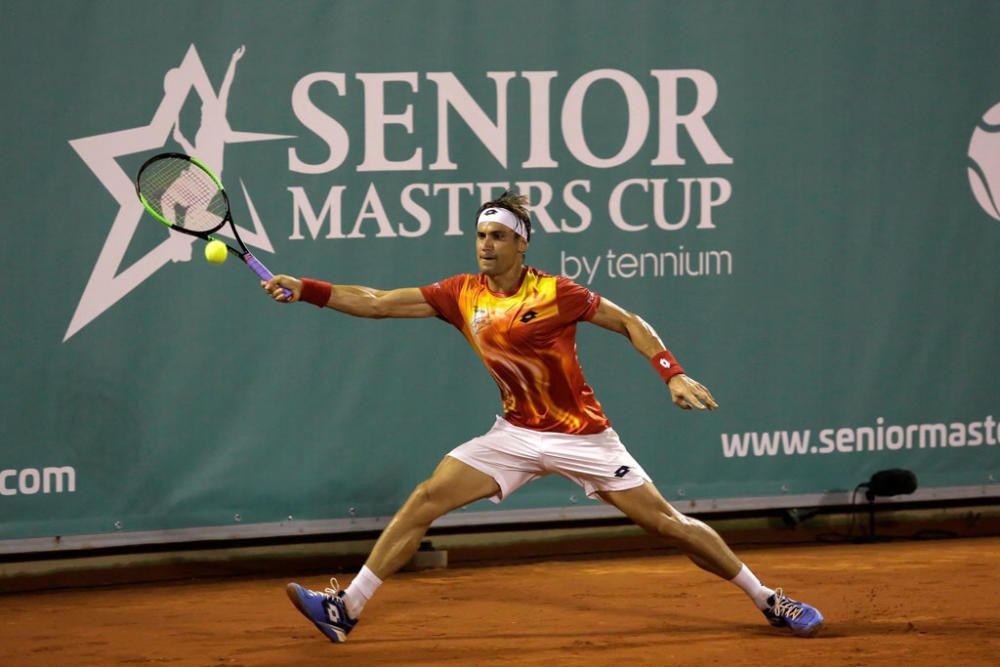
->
[476,222,527,276]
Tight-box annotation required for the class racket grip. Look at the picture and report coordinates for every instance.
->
[243,252,293,299]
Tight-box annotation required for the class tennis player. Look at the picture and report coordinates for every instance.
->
[263,191,823,641]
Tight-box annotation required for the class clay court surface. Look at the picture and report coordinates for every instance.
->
[3,536,998,666]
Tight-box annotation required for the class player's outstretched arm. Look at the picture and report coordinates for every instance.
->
[262,275,436,319]
[589,297,719,411]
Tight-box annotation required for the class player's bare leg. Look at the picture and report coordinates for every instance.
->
[286,456,499,642]
[600,481,741,579]
[600,481,824,636]
[365,456,500,579]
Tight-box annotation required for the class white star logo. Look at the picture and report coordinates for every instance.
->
[65,44,293,341]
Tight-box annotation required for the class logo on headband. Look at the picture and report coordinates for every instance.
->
[485,209,497,215]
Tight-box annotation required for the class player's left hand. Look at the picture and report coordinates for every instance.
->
[667,374,719,411]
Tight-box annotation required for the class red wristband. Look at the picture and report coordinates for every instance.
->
[299,278,332,308]
[650,349,685,383]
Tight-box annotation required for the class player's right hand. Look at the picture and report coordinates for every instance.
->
[263,275,302,303]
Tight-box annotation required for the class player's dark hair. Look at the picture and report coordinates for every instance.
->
[477,190,532,242]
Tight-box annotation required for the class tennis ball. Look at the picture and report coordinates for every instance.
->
[968,100,1000,221]
[204,240,228,264]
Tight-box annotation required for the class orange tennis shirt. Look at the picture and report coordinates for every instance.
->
[420,267,611,435]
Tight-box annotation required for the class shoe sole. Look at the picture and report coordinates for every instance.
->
[792,620,824,638]
[286,583,348,643]
[767,615,825,638]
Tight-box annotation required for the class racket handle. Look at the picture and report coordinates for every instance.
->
[243,252,293,299]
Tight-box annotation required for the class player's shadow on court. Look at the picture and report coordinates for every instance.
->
[352,621,830,646]
[354,627,690,647]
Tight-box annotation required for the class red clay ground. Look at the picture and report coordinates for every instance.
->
[2,537,998,666]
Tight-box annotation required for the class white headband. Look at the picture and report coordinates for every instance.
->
[477,207,528,240]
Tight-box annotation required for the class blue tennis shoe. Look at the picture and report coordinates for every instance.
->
[286,580,357,643]
[762,588,824,637]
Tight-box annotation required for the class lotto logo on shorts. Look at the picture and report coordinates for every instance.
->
[614,465,631,478]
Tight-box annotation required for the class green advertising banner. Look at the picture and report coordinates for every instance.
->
[2,1,999,553]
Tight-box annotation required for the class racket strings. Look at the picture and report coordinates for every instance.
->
[137,157,227,232]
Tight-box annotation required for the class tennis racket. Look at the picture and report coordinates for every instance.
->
[135,152,291,298]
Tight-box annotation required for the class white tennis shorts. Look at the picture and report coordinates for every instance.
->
[447,416,651,504]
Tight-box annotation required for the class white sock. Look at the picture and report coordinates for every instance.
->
[729,564,775,610]
[343,566,383,619]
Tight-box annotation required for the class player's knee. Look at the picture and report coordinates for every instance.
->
[402,480,446,523]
